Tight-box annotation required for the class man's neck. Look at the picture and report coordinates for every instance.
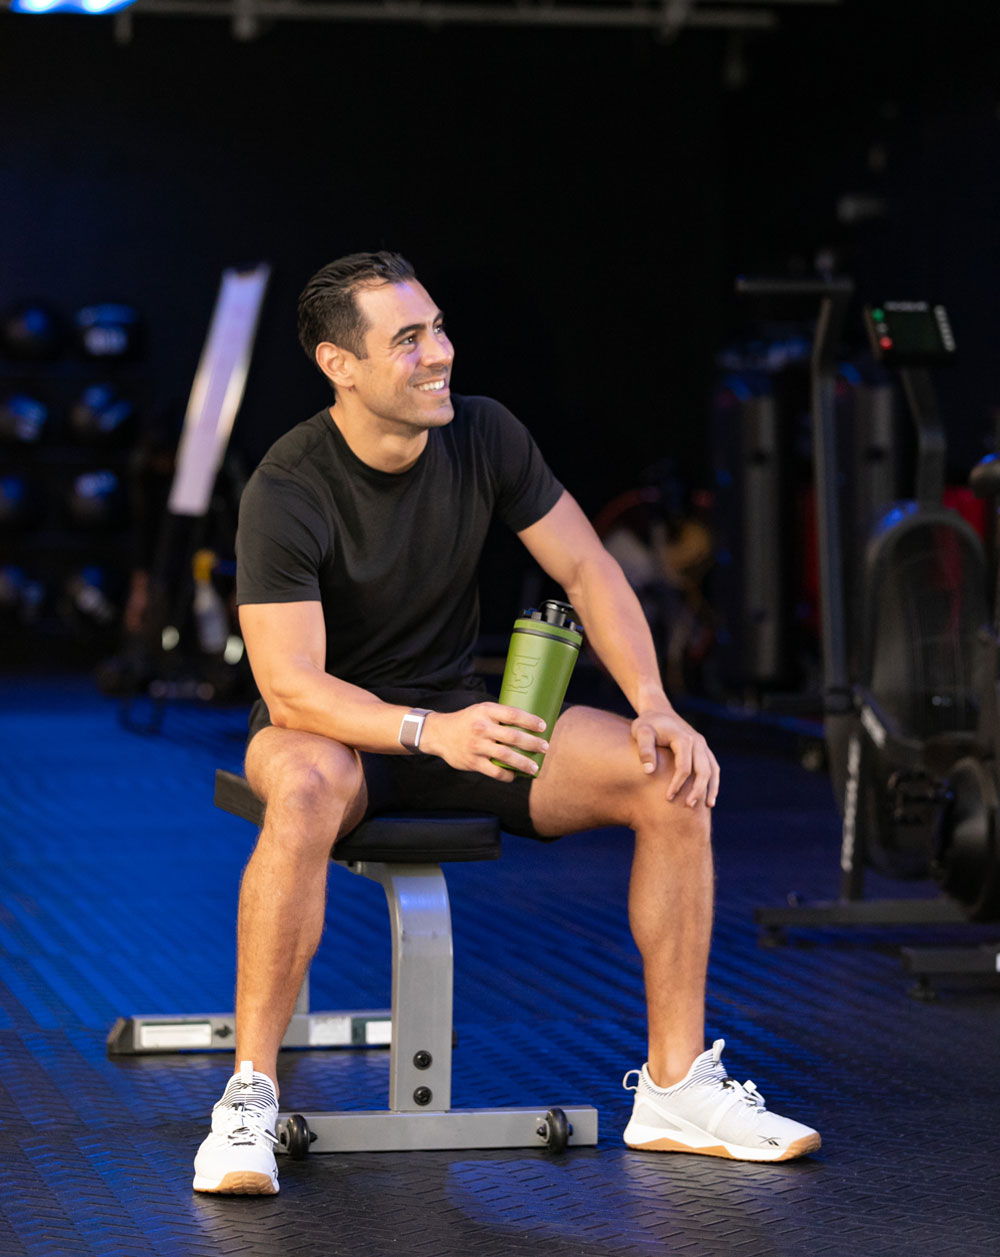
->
[327,402,428,474]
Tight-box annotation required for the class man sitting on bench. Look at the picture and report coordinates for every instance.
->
[193,251,821,1195]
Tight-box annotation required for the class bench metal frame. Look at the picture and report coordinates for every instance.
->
[108,769,598,1154]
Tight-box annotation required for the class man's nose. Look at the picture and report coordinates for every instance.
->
[422,334,453,366]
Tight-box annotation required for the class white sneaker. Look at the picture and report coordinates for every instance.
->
[193,1061,280,1194]
[623,1039,821,1163]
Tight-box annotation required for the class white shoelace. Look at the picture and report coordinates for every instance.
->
[722,1077,767,1110]
[215,1100,278,1148]
[215,1072,279,1149]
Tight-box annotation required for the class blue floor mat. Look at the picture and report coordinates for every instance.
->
[0,677,997,1256]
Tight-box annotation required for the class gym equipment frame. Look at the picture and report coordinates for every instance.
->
[738,283,997,985]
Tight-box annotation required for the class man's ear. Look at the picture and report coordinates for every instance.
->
[315,341,355,390]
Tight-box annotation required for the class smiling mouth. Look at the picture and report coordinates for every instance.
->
[416,379,449,393]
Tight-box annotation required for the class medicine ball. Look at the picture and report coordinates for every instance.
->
[0,475,41,529]
[0,565,20,612]
[65,469,123,527]
[64,566,118,629]
[69,384,135,442]
[0,302,67,362]
[0,565,45,623]
[0,565,26,616]
[0,393,48,444]
[74,304,142,361]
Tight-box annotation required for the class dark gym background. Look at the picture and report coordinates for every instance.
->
[4,0,999,504]
[1,3,999,1255]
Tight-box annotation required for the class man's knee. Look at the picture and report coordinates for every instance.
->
[280,754,360,818]
[533,706,712,837]
[627,764,713,840]
[248,731,364,846]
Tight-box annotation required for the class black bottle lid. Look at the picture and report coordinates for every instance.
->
[524,599,582,634]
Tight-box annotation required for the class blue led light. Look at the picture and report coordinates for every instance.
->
[872,501,918,538]
[11,0,137,12]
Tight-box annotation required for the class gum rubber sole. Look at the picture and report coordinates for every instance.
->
[625,1131,822,1162]
[192,1171,279,1194]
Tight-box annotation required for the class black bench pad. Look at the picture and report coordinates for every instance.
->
[213,769,502,863]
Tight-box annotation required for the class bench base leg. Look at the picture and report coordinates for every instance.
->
[277,1106,599,1153]
[106,1008,392,1055]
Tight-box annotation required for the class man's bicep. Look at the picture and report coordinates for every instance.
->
[517,490,610,589]
[238,601,327,695]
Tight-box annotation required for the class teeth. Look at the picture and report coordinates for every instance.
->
[418,380,446,392]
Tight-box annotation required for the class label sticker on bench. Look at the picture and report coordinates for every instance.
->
[309,1016,353,1046]
[365,1020,393,1045]
[139,1021,213,1049]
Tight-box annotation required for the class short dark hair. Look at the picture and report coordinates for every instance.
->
[297,251,417,367]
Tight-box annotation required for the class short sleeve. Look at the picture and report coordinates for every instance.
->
[481,400,564,533]
[235,469,329,605]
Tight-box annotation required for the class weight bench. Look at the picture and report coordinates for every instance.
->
[109,769,598,1156]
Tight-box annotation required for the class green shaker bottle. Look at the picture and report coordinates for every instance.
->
[492,599,584,776]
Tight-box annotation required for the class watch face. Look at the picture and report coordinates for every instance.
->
[400,709,429,752]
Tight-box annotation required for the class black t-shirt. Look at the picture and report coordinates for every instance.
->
[236,394,563,692]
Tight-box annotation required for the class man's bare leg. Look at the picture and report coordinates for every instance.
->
[237,727,369,1089]
[528,706,713,1088]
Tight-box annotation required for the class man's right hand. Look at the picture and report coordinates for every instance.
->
[419,703,549,781]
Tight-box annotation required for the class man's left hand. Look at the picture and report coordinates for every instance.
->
[630,709,720,809]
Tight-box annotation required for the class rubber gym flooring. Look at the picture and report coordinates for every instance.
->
[0,674,997,1257]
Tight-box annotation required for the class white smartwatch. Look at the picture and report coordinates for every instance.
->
[398,707,432,754]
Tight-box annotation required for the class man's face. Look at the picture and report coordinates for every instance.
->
[347,280,455,431]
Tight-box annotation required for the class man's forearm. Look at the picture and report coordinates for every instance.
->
[259,663,413,754]
[563,552,672,716]
[250,654,548,780]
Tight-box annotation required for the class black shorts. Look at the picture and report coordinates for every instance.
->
[246,678,556,842]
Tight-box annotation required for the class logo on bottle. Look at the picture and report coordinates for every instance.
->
[506,653,539,694]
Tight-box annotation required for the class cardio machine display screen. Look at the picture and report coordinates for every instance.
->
[864,302,957,366]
